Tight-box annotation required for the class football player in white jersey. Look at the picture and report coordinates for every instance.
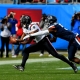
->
[13,15,77,73]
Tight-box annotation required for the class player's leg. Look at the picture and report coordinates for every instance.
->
[68,40,80,64]
[13,43,42,71]
[22,44,26,56]
[43,37,78,73]
[39,49,44,57]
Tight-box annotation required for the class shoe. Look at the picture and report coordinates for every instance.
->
[12,55,17,58]
[70,62,78,73]
[13,65,24,71]
[39,54,43,57]
[4,56,9,58]
[4,56,6,58]
[48,54,52,57]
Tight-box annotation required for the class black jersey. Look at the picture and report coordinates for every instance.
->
[49,23,77,42]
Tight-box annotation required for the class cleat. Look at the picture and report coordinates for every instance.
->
[13,65,24,71]
[70,62,78,73]
[39,54,43,57]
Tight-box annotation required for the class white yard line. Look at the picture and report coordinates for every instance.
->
[0,58,60,65]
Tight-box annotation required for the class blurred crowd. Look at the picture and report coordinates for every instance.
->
[13,0,80,4]
[71,12,80,34]
[0,0,80,4]
[0,12,18,58]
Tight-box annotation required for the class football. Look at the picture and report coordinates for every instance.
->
[9,36,17,44]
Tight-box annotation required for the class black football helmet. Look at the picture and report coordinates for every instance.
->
[21,15,32,25]
[47,15,57,24]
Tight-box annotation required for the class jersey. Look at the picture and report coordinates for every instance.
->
[48,23,77,42]
[16,22,23,37]
[23,22,45,43]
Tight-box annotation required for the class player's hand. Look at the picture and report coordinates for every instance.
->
[9,36,17,44]
[23,35,30,40]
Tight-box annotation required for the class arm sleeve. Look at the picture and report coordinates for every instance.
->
[23,30,49,40]
[30,30,49,36]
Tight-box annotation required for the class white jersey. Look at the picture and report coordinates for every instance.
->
[23,22,45,43]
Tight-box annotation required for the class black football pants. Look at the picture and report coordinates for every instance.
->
[21,37,72,67]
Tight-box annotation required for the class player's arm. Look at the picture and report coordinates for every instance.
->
[21,27,36,44]
[47,33,57,42]
[50,36,57,42]
[20,37,33,44]
[16,33,26,42]
[23,30,49,40]
[48,26,56,33]
[23,26,56,40]
[29,29,39,34]
[17,24,38,41]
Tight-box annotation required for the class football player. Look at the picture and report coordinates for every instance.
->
[24,15,80,65]
[13,15,77,73]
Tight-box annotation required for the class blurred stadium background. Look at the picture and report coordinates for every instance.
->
[0,0,80,50]
[0,1,80,80]
[0,0,80,4]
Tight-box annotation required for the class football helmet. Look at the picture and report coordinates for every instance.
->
[47,15,57,24]
[21,15,32,25]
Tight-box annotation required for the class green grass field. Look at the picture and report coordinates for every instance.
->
[0,51,80,80]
